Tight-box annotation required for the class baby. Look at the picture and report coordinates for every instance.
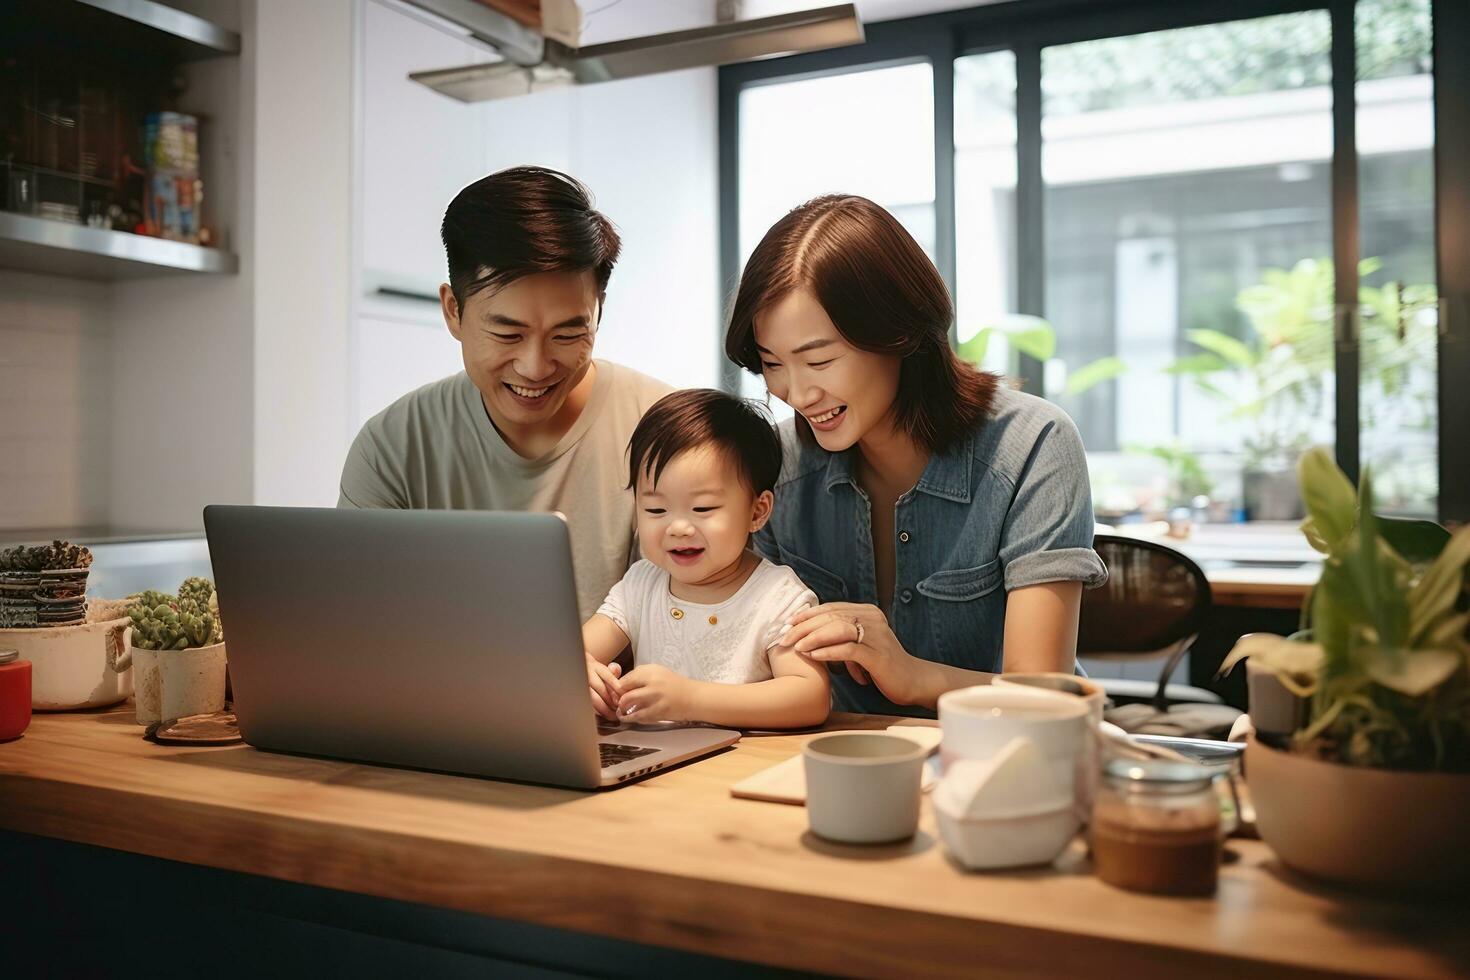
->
[582,388,829,729]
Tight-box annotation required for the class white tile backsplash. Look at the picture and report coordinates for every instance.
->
[0,270,112,531]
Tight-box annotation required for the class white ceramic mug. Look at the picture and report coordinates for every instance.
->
[803,733,928,844]
[993,673,1106,728]
[937,685,1090,799]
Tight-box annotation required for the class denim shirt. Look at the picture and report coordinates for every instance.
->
[754,386,1107,717]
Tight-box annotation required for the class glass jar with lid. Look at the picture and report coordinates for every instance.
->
[1092,758,1221,895]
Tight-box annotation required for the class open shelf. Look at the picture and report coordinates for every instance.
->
[0,212,237,279]
[3,0,240,61]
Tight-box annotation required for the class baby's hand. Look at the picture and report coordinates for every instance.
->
[586,654,622,721]
[617,664,692,724]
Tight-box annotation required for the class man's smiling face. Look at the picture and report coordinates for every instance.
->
[445,269,599,431]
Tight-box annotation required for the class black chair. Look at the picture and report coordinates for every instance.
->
[1080,534,1242,739]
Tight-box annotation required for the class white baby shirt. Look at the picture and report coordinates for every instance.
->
[596,558,818,684]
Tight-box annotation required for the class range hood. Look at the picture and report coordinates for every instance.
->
[405,2,864,103]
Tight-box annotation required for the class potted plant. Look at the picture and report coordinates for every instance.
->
[0,540,94,628]
[117,577,227,727]
[1225,447,1470,891]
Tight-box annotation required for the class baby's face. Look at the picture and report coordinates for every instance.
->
[635,444,771,587]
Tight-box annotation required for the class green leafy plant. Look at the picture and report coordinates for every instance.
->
[957,315,1128,396]
[1127,443,1214,507]
[127,579,223,651]
[1223,447,1470,771]
[1168,257,1438,473]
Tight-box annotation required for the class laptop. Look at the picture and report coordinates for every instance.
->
[203,505,740,789]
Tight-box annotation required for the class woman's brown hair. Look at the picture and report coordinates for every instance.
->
[724,195,997,454]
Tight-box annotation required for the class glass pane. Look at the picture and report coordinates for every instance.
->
[737,62,936,405]
[1041,13,1334,523]
[1357,0,1436,517]
[953,50,1018,375]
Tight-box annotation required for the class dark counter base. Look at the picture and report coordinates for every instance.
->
[5,832,809,979]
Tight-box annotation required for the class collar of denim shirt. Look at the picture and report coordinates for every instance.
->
[820,425,975,503]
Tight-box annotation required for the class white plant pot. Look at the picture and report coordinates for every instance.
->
[124,636,227,727]
[0,616,132,710]
[1245,659,1307,738]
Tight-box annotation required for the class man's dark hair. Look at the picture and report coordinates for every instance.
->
[626,389,782,496]
[441,166,621,310]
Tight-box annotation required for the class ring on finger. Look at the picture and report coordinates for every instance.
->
[852,616,865,645]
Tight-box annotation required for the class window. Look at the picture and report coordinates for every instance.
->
[954,50,1018,375]
[721,0,1460,524]
[1041,13,1334,522]
[1356,0,1436,516]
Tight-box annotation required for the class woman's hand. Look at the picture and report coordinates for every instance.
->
[782,603,933,708]
[617,664,694,723]
[586,654,622,721]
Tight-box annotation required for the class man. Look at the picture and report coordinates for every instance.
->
[339,167,670,619]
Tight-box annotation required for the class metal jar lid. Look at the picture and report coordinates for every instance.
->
[0,649,19,666]
[1103,758,1216,794]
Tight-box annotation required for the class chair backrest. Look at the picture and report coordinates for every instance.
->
[1079,535,1212,657]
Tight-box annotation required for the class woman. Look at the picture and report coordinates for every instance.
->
[727,195,1106,717]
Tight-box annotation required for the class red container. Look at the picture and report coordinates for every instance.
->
[0,649,32,741]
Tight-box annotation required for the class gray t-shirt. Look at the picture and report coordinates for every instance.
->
[338,360,671,620]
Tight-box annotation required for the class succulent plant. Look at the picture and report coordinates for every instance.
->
[127,578,223,651]
[0,545,43,573]
[0,540,93,572]
[177,577,214,606]
[41,540,93,570]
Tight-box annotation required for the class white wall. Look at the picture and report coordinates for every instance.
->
[560,69,722,393]
[0,272,112,531]
[250,0,355,506]
[109,47,255,531]
[354,0,721,429]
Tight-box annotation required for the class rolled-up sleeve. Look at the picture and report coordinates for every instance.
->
[999,414,1108,591]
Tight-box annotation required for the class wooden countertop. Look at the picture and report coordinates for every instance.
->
[2,707,1464,978]
[1206,565,1316,609]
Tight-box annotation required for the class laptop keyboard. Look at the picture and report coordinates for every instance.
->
[599,742,659,768]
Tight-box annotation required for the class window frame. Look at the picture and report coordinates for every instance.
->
[719,0,1466,523]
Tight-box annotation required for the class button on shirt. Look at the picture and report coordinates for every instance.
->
[754,386,1107,717]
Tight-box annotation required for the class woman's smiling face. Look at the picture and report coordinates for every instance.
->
[753,288,901,453]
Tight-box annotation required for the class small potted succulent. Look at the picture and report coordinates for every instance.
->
[0,540,93,628]
[1226,447,1470,892]
[117,577,227,727]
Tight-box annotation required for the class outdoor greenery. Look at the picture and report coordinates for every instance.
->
[1039,0,1427,116]
[1167,256,1437,475]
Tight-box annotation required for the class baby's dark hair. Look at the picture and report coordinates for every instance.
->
[626,389,782,496]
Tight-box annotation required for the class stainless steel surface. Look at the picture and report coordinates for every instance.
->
[204,506,738,789]
[412,4,863,102]
[401,0,543,64]
[0,527,203,548]
[1129,734,1245,769]
[568,4,863,83]
[0,213,238,279]
[74,0,240,55]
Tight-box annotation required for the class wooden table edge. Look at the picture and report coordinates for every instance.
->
[0,763,1422,980]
